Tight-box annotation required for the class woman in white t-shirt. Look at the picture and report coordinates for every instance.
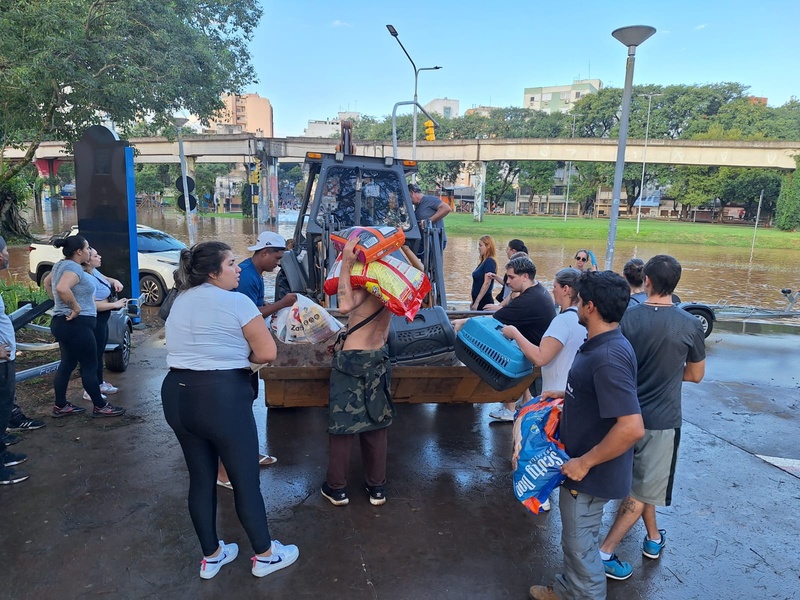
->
[161,241,299,580]
[501,267,586,391]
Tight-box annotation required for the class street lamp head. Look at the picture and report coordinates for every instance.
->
[612,25,656,49]
[386,24,398,37]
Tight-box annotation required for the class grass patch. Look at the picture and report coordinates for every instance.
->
[443,214,800,250]
[1,277,50,315]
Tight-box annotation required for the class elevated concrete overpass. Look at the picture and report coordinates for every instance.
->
[5,134,799,169]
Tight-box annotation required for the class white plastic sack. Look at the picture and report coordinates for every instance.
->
[271,296,342,344]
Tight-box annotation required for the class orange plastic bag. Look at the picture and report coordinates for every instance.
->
[331,226,406,264]
[324,254,430,320]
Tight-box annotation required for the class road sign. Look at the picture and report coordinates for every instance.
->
[175,176,195,194]
[177,194,197,212]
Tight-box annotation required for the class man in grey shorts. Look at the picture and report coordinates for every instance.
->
[598,255,706,581]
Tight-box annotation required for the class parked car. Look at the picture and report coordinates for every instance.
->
[28,225,185,306]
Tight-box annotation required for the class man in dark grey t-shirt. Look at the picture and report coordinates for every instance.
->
[598,255,706,582]
[408,183,450,249]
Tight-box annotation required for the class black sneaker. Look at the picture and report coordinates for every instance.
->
[366,484,386,506]
[2,451,28,467]
[2,433,22,446]
[92,403,126,418]
[52,402,87,418]
[7,411,46,431]
[321,482,349,506]
[0,466,29,485]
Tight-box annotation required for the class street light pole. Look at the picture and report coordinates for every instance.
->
[605,25,656,271]
[386,25,441,160]
[564,113,584,222]
[636,93,663,233]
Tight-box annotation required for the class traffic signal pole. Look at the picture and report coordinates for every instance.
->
[391,101,439,159]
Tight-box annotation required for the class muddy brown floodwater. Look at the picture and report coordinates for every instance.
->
[11,203,800,312]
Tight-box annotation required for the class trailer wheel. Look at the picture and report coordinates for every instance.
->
[105,327,131,372]
[686,308,713,338]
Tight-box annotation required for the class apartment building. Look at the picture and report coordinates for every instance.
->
[423,98,460,119]
[523,79,602,114]
[208,93,274,136]
[302,112,361,137]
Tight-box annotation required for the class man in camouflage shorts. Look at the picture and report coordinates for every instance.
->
[321,237,395,507]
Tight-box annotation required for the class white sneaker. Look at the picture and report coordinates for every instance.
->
[489,407,515,422]
[540,498,551,512]
[82,391,107,401]
[100,382,119,394]
[200,540,238,579]
[251,540,299,577]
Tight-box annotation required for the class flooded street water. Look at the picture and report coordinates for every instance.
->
[13,202,800,311]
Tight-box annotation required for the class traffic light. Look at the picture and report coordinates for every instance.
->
[424,120,436,141]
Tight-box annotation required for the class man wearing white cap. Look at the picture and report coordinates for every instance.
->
[216,231,297,489]
[236,231,297,319]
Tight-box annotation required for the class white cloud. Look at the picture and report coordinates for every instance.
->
[331,20,352,28]
[695,24,707,30]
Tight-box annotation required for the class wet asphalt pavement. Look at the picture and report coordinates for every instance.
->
[2,323,799,600]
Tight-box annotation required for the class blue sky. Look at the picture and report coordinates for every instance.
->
[250,0,798,137]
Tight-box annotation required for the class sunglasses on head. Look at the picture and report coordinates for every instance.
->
[575,256,588,262]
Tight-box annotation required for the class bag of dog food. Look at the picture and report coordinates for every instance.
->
[270,296,343,344]
[324,254,430,321]
[512,396,570,514]
[331,226,406,264]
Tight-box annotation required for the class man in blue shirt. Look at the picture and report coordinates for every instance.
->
[530,271,644,600]
[235,231,296,318]
[217,231,297,489]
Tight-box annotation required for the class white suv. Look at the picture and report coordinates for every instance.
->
[28,225,185,306]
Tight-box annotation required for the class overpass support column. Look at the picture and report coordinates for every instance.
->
[468,161,486,222]
[33,158,65,209]
[258,157,278,225]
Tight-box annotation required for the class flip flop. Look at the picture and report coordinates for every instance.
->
[259,455,278,466]
[216,479,233,490]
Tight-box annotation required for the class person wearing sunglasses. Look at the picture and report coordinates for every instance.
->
[573,249,598,272]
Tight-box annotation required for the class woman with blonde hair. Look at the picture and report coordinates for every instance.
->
[470,235,498,311]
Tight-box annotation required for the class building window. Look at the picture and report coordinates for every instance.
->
[542,93,552,101]
[443,107,452,118]
[530,95,537,102]
[560,91,570,100]
[575,92,581,99]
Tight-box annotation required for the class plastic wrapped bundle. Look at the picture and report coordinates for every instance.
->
[331,226,406,264]
[324,254,430,321]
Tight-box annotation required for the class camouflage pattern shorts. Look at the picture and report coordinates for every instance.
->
[328,346,395,435]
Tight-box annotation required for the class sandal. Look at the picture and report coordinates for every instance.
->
[259,455,278,466]
[216,479,233,490]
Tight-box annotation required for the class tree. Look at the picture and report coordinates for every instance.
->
[134,165,165,198]
[194,163,234,211]
[417,161,462,191]
[775,158,800,231]
[0,0,261,235]
[241,181,253,217]
[517,161,557,212]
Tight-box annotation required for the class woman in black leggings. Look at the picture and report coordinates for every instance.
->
[162,241,299,580]
[46,235,125,419]
[83,248,126,399]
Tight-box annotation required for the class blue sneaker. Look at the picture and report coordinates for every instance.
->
[642,529,666,559]
[602,554,633,580]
